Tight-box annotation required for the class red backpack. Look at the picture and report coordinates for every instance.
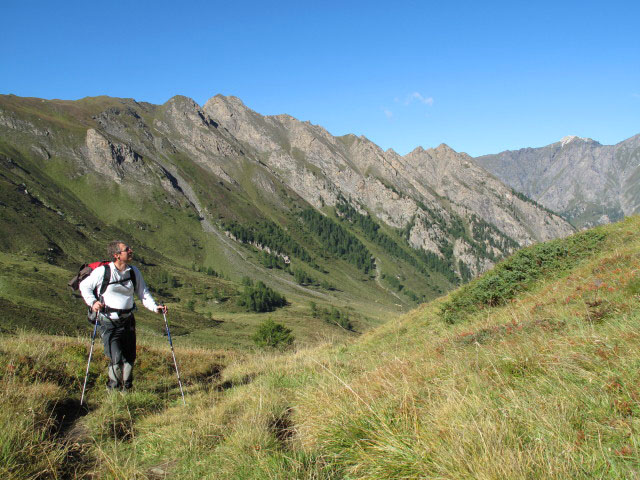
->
[69,261,138,295]
[69,261,110,294]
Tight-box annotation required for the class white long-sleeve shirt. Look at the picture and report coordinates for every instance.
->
[79,262,158,319]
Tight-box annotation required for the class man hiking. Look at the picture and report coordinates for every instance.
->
[80,240,167,391]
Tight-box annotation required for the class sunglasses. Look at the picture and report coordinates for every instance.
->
[117,247,133,254]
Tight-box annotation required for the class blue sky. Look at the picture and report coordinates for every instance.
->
[2,0,638,156]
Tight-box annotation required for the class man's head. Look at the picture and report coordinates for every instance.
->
[108,240,133,262]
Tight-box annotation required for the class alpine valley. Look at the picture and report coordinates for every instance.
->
[3,93,640,480]
[0,93,577,346]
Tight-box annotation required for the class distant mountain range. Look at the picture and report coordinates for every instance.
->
[474,134,640,228]
[0,93,577,318]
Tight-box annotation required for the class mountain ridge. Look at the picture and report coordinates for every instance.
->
[474,132,640,228]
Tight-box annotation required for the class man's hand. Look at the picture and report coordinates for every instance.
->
[157,305,168,314]
[91,301,105,312]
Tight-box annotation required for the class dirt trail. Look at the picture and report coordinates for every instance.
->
[374,258,405,304]
[49,398,95,478]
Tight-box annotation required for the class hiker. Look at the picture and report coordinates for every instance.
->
[79,240,167,391]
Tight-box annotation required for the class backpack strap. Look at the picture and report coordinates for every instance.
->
[129,267,138,293]
[99,264,112,296]
[98,264,137,296]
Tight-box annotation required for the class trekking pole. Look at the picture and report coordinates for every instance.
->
[163,311,186,405]
[80,316,99,406]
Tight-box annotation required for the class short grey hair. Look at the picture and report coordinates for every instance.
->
[107,240,128,259]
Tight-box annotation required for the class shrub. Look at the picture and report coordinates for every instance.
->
[293,268,316,286]
[260,252,288,270]
[320,280,336,291]
[312,305,353,330]
[440,229,606,324]
[205,266,219,277]
[237,281,287,312]
[252,318,294,349]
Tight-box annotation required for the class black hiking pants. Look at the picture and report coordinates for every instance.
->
[100,314,136,389]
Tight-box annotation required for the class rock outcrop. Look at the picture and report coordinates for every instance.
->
[85,128,143,181]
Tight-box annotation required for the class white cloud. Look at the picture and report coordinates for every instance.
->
[383,109,394,119]
[633,93,640,99]
[404,92,434,106]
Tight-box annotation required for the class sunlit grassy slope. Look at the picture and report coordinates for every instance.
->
[2,216,639,479]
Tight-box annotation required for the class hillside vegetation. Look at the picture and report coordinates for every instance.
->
[2,216,639,479]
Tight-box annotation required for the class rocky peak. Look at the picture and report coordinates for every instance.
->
[616,133,640,149]
[404,144,460,162]
[160,95,219,130]
[559,135,599,147]
[271,113,297,122]
[153,96,239,175]
[214,94,246,107]
[165,95,201,111]
[203,95,262,135]
[204,95,251,117]
[434,143,456,154]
